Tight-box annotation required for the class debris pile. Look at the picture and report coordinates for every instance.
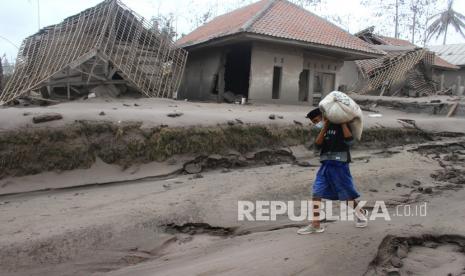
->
[356,49,436,96]
[353,27,458,97]
[0,0,187,105]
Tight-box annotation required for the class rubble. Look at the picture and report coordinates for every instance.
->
[353,27,458,97]
[167,112,183,118]
[32,113,63,124]
[356,49,436,96]
[0,0,187,105]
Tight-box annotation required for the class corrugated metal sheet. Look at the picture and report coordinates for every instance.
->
[428,44,465,66]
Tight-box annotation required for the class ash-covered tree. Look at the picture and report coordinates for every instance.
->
[361,0,410,39]
[426,0,465,45]
[408,0,438,45]
[151,13,177,40]
[291,0,323,8]
[191,8,214,28]
[362,0,438,45]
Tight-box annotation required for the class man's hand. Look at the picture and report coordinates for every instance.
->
[341,123,353,139]
[323,116,329,125]
[315,117,329,146]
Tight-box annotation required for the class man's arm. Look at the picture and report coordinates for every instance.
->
[341,123,354,145]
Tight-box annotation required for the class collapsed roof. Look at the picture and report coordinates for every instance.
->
[353,27,458,96]
[177,0,383,60]
[355,26,416,47]
[0,0,187,105]
[356,49,436,96]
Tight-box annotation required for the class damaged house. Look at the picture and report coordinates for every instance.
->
[176,0,382,105]
[429,44,465,95]
[339,27,459,97]
[0,0,187,105]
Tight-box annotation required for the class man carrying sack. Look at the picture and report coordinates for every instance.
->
[298,92,367,234]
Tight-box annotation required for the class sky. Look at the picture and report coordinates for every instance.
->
[1,0,465,64]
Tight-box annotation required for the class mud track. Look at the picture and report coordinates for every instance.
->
[365,234,465,276]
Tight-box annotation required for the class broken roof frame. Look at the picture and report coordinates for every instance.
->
[355,48,436,95]
[0,0,188,104]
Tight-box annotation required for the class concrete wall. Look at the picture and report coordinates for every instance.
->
[339,61,360,91]
[249,42,303,104]
[249,42,342,105]
[177,48,222,101]
[179,41,344,104]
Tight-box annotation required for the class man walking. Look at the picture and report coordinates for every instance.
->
[298,108,367,234]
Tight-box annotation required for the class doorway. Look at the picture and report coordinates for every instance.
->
[224,43,251,98]
[272,66,282,99]
[299,69,310,102]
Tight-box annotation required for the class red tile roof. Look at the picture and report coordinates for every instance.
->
[176,0,269,48]
[377,36,416,47]
[177,0,381,56]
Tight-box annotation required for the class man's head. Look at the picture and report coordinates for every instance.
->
[306,108,322,124]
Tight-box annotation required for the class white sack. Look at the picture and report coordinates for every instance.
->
[319,91,363,141]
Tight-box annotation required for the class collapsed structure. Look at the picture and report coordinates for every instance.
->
[429,44,465,95]
[355,47,437,96]
[0,0,187,105]
[340,27,459,97]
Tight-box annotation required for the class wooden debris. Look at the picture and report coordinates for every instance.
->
[32,113,63,124]
[167,112,183,118]
[447,102,459,117]
[0,0,187,104]
[235,118,244,124]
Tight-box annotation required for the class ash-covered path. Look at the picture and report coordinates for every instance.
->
[1,137,465,275]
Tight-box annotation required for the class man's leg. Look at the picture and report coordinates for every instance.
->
[347,199,367,227]
[297,197,325,234]
[312,197,322,228]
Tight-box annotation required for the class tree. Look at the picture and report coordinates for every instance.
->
[151,13,177,40]
[361,0,438,45]
[191,9,214,28]
[291,0,323,8]
[407,0,438,45]
[361,0,408,39]
[426,0,465,45]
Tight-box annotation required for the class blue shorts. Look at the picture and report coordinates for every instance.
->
[312,160,360,200]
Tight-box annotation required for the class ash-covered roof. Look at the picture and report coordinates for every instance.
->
[177,0,382,57]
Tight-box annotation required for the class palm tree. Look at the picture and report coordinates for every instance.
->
[426,0,465,45]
